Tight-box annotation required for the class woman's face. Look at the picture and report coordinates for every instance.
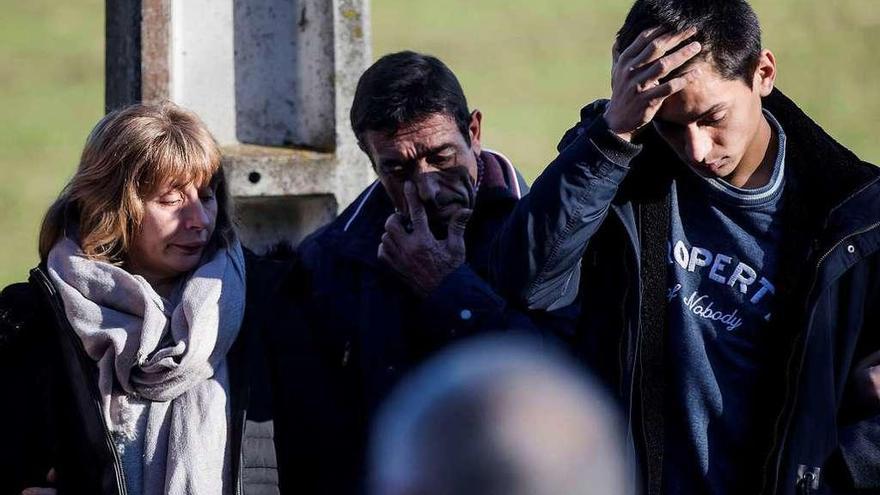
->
[127,181,218,286]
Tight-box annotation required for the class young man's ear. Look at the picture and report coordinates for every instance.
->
[754,49,777,97]
[468,110,483,155]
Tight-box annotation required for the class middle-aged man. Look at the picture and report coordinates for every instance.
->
[288,50,532,492]
[491,0,880,494]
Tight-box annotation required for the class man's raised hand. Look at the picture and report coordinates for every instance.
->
[378,181,471,298]
[604,26,702,141]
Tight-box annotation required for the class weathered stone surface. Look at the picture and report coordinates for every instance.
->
[234,0,336,150]
[105,0,141,111]
[169,0,237,143]
[329,0,375,209]
[234,194,338,253]
[222,144,337,198]
[141,0,171,103]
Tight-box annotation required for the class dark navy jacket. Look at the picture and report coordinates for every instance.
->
[295,150,534,491]
[0,252,289,495]
[491,90,880,495]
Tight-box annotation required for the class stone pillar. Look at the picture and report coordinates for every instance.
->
[106,0,375,252]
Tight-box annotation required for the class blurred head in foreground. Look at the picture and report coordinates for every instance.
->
[369,335,630,495]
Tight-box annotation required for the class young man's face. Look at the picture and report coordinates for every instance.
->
[652,51,776,180]
[363,111,482,237]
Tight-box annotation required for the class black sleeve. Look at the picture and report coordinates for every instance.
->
[832,254,880,490]
[489,100,642,311]
[418,264,540,343]
[0,282,58,493]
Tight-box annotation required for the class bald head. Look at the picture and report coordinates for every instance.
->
[370,336,630,495]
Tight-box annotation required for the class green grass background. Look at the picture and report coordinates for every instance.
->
[1,0,877,286]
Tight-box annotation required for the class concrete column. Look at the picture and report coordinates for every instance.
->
[106,0,375,252]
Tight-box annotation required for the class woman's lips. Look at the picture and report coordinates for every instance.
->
[171,242,206,255]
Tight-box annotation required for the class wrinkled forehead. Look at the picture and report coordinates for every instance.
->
[365,113,464,159]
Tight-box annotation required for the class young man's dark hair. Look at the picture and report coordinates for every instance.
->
[350,51,472,146]
[616,0,762,84]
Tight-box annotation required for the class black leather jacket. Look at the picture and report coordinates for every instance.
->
[0,252,290,495]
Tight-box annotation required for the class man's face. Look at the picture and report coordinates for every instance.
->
[363,112,482,237]
[652,54,775,180]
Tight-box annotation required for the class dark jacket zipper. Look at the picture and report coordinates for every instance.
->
[32,268,128,495]
[233,314,253,495]
[237,407,246,495]
[635,205,652,495]
[761,221,880,494]
[237,370,249,495]
[796,465,821,495]
[611,205,643,494]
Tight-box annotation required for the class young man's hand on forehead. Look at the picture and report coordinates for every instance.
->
[604,26,703,142]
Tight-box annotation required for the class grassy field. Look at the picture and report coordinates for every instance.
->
[0,0,878,286]
[0,0,104,286]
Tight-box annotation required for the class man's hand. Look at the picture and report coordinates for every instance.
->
[604,26,703,142]
[378,181,472,298]
[852,350,880,413]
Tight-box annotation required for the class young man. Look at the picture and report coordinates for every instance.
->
[290,51,533,492]
[492,1,880,493]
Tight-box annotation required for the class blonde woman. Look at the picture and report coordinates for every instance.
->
[0,102,289,494]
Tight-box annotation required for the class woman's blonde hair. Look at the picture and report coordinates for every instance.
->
[39,101,235,263]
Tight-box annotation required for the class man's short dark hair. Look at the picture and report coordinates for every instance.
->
[350,51,472,146]
[617,0,762,84]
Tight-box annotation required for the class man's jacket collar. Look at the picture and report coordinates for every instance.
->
[762,89,879,235]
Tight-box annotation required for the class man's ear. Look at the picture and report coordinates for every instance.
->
[468,110,483,155]
[754,49,777,97]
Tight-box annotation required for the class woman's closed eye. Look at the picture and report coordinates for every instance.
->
[158,191,184,206]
